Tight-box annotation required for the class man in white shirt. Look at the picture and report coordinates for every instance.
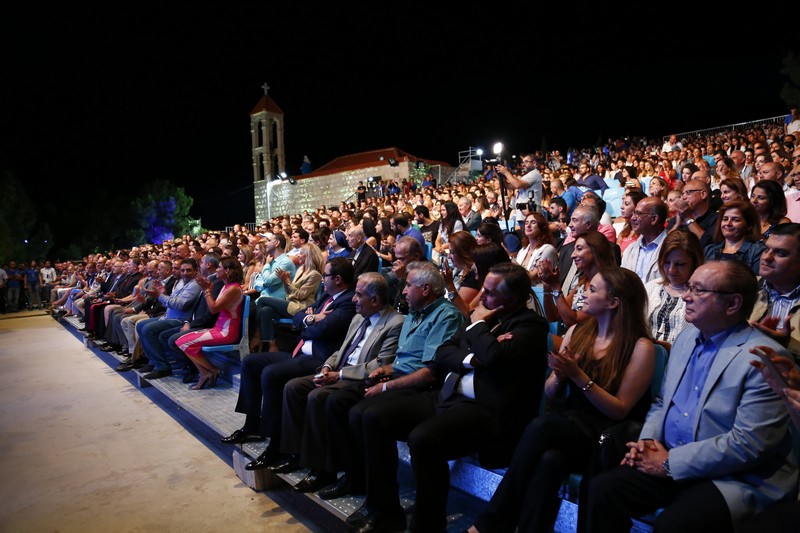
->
[621,197,668,283]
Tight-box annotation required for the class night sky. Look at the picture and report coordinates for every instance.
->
[3,5,797,236]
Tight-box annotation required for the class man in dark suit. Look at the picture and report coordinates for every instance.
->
[458,196,482,233]
[278,272,406,495]
[346,225,379,277]
[221,258,357,467]
[347,263,549,533]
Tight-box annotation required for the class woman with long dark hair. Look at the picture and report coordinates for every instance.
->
[433,200,464,263]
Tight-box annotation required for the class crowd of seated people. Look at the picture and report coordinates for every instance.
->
[11,119,800,531]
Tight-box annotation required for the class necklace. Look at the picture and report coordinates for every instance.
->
[668,283,686,291]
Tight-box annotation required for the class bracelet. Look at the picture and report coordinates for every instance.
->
[581,380,595,392]
[382,382,387,393]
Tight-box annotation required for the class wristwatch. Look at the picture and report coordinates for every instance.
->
[551,289,561,299]
[684,218,696,226]
[304,314,316,326]
[445,290,455,301]
[662,456,672,478]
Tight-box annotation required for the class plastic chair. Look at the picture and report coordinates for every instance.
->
[603,177,620,189]
[201,294,251,361]
[602,187,625,218]
[425,242,433,261]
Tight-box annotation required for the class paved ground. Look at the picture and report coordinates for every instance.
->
[0,311,311,532]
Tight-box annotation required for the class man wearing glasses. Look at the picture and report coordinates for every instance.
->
[584,260,797,532]
[495,153,543,228]
[621,197,669,283]
[668,178,718,247]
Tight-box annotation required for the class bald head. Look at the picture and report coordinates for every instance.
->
[758,162,784,182]
[691,171,711,185]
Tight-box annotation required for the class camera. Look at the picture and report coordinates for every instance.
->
[483,158,501,166]
[516,191,537,212]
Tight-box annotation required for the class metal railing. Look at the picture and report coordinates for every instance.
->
[665,115,787,141]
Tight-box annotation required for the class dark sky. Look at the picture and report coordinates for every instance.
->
[2,5,797,233]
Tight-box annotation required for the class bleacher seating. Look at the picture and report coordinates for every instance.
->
[602,187,625,218]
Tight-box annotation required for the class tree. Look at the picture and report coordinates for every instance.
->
[127,180,201,245]
[0,166,53,262]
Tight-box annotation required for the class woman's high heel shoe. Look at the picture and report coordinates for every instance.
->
[208,367,222,388]
[191,371,211,390]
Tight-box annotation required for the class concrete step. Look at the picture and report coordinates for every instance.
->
[60,316,654,532]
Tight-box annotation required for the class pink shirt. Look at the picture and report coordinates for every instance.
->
[786,190,800,224]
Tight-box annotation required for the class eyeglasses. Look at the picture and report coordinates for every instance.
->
[631,210,655,218]
[321,273,334,278]
[685,283,735,297]
[681,189,704,196]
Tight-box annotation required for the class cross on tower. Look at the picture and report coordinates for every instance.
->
[262,82,270,95]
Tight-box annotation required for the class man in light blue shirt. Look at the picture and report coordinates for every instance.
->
[254,233,296,300]
[136,258,202,378]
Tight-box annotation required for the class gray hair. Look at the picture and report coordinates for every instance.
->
[574,205,599,227]
[358,272,389,305]
[406,261,445,297]
[203,252,221,269]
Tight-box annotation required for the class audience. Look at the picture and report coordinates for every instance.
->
[27,121,800,532]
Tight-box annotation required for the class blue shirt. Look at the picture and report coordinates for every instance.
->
[158,278,202,322]
[403,227,426,249]
[392,297,464,376]
[254,253,296,299]
[664,323,743,449]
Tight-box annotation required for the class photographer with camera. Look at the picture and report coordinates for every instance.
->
[495,153,543,231]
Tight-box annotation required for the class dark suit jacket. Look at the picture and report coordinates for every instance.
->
[291,288,357,362]
[464,210,482,232]
[434,306,550,467]
[350,245,379,278]
[322,307,406,380]
[187,276,224,327]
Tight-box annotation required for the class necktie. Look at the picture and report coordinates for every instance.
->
[318,296,334,312]
[439,372,460,402]
[337,318,370,370]
[293,297,334,358]
[291,339,304,358]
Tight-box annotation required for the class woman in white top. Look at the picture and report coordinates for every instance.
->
[515,212,557,286]
[644,230,704,350]
[433,200,464,263]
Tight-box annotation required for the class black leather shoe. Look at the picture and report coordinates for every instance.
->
[143,369,172,379]
[115,362,134,372]
[99,344,120,352]
[294,470,337,493]
[245,450,279,471]
[221,429,264,445]
[138,364,154,372]
[348,511,406,533]
[318,474,362,500]
[267,453,300,474]
[182,369,199,384]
